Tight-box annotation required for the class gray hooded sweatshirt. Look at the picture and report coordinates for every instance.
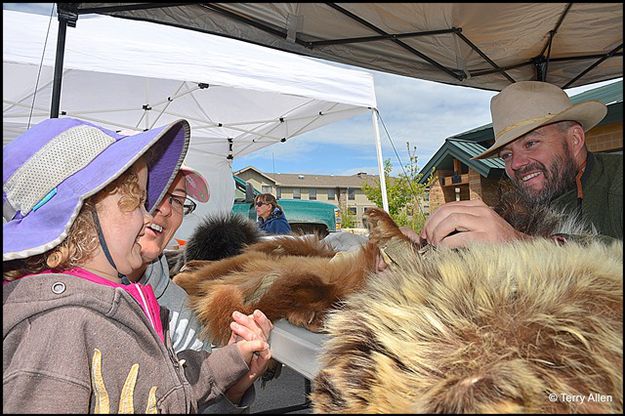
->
[3,273,249,413]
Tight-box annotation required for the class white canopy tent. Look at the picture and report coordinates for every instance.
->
[3,10,382,239]
[68,3,623,91]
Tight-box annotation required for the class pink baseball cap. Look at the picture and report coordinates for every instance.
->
[180,164,209,202]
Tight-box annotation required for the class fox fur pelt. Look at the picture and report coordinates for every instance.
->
[173,208,402,345]
[311,237,623,413]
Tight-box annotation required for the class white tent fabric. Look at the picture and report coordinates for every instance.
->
[77,3,623,91]
[3,10,377,239]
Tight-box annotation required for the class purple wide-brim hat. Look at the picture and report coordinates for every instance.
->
[3,117,190,261]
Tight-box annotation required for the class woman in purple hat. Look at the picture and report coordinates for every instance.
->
[3,118,270,413]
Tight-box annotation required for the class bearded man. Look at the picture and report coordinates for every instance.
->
[421,81,622,247]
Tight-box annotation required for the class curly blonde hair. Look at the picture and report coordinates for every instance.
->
[3,161,145,281]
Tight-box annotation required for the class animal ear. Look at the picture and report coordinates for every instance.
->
[365,208,413,245]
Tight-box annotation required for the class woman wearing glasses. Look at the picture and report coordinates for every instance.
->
[254,193,292,235]
[130,165,275,413]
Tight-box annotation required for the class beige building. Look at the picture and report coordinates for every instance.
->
[234,167,379,227]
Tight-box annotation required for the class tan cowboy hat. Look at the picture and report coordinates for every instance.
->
[473,81,607,159]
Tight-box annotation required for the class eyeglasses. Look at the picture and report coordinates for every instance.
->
[255,201,268,207]
[166,193,196,215]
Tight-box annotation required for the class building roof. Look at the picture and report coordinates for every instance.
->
[235,166,375,188]
[418,138,505,183]
[570,79,623,105]
[418,79,623,183]
[234,166,276,183]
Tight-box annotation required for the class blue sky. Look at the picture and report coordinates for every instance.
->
[5,3,620,177]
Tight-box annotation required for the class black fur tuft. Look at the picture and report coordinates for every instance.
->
[184,213,263,262]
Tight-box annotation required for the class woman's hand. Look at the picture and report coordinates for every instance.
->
[225,310,274,404]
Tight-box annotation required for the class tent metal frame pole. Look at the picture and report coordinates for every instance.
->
[77,3,195,14]
[563,43,624,89]
[50,17,68,118]
[372,108,389,212]
[50,3,79,118]
[326,3,464,82]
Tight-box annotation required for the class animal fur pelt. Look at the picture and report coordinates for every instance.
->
[311,237,623,413]
[167,213,263,275]
[172,196,622,413]
[172,196,601,346]
[173,208,410,345]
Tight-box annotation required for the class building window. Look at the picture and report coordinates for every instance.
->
[309,188,317,200]
[348,188,356,200]
[276,188,281,199]
[293,188,301,199]
[262,185,272,194]
[348,207,357,215]
[327,188,336,200]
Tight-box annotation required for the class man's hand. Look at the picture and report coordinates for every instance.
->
[420,199,528,248]
[226,310,274,404]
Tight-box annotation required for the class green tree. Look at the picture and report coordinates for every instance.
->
[337,199,356,228]
[362,143,435,233]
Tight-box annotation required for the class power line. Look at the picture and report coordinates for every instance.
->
[376,112,427,215]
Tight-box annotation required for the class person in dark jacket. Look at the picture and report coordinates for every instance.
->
[421,81,622,247]
[255,193,292,235]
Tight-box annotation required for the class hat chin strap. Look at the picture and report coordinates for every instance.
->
[91,209,131,285]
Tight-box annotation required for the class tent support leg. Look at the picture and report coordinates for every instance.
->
[50,19,67,118]
[372,108,389,212]
[50,3,79,118]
